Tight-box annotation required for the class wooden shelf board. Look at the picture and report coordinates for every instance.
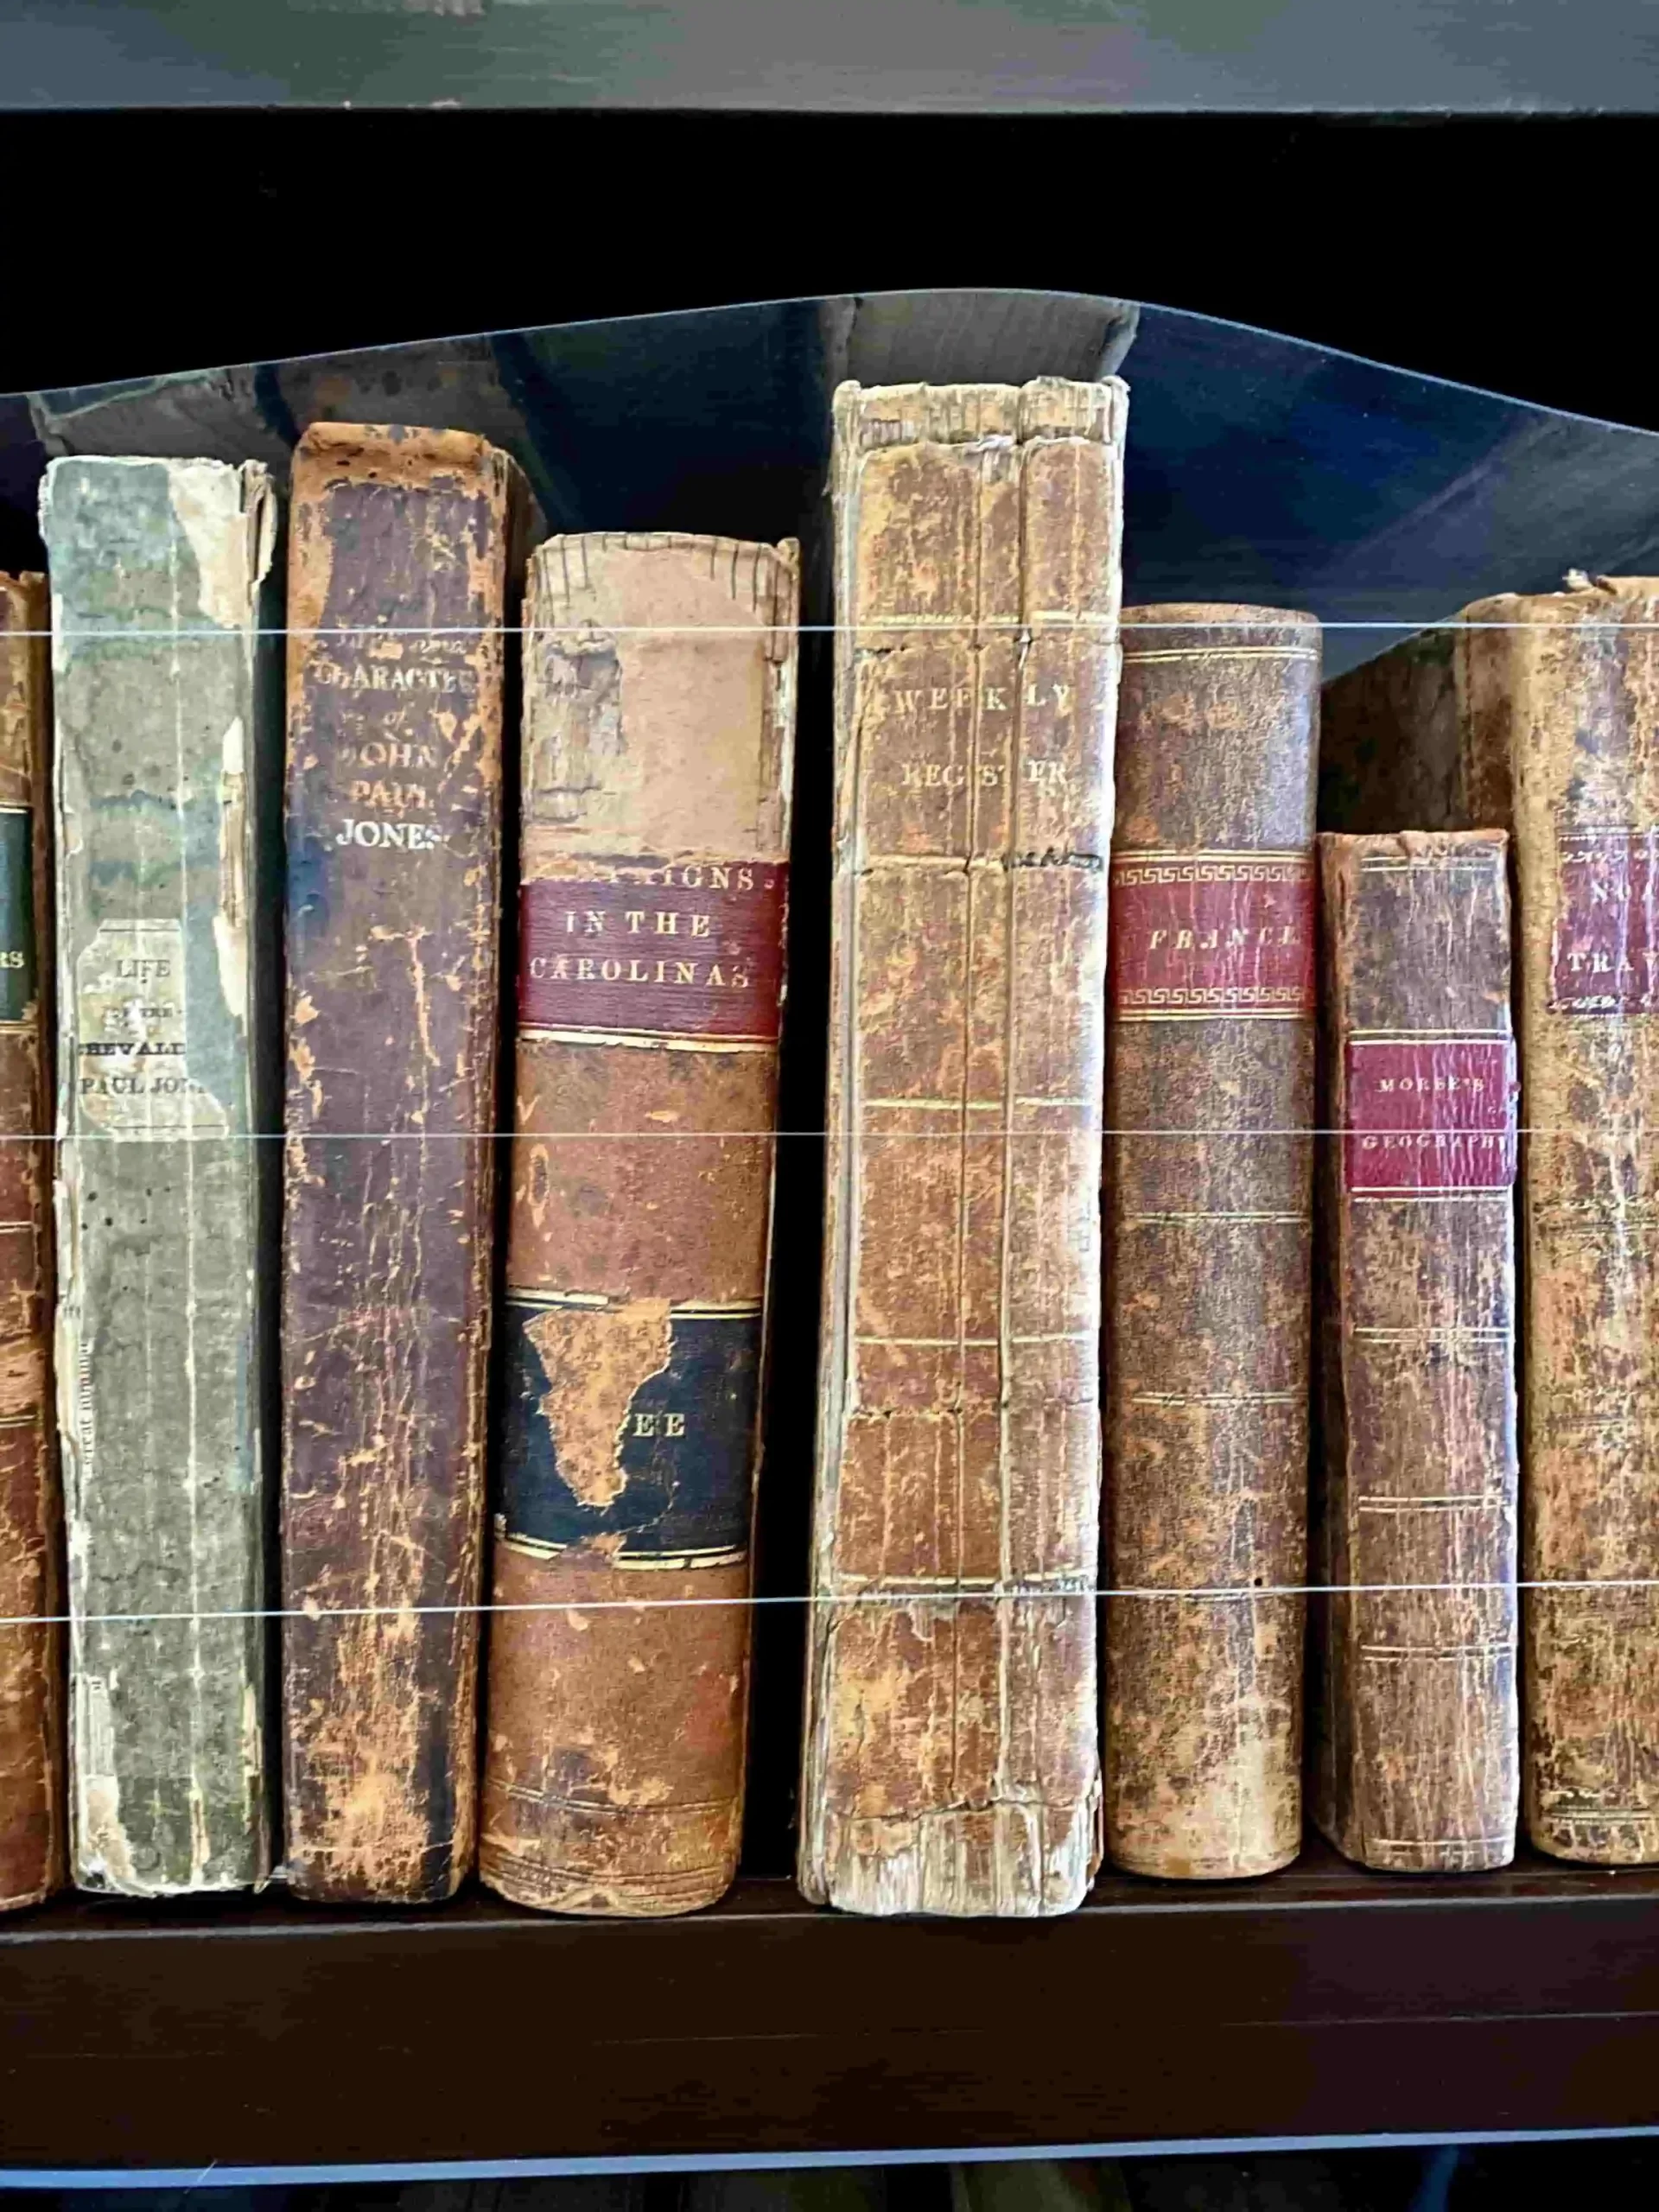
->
[3,1838,1658,2168]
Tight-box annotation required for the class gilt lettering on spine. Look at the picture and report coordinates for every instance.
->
[1315,830,1519,1872]
[481,531,797,1916]
[1325,582,1659,1865]
[802,378,1124,1917]
[1104,606,1319,1881]
[282,423,527,1903]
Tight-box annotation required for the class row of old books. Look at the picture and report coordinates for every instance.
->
[0,423,799,1915]
[0,382,1650,1921]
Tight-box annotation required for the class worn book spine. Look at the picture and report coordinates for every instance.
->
[1314,830,1519,1872]
[801,378,1125,1918]
[1324,580,1659,1865]
[283,423,522,1903]
[0,575,62,1908]
[1103,606,1319,1880]
[43,457,278,1894]
[479,531,798,1916]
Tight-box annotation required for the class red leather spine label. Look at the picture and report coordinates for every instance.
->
[1109,849,1316,1017]
[519,859,787,1042]
[1344,1038,1517,1192]
[1552,828,1659,1013]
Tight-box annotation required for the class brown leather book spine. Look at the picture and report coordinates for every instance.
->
[1315,830,1519,1872]
[480,531,798,1916]
[801,378,1125,1918]
[0,575,61,1909]
[282,424,521,1902]
[1322,582,1659,1865]
[1103,605,1319,1879]
[1461,579,1659,1864]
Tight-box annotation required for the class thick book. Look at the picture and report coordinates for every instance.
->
[0,574,62,1908]
[1103,605,1319,1880]
[1323,581,1659,1865]
[42,457,278,1894]
[800,378,1125,1917]
[480,530,798,1916]
[1314,830,1520,1872]
[283,423,527,1903]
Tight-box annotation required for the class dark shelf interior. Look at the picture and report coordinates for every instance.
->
[6,111,1659,435]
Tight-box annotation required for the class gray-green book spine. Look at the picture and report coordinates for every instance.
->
[42,456,280,1894]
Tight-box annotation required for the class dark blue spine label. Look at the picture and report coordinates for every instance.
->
[498,1295,760,1567]
[0,809,35,1026]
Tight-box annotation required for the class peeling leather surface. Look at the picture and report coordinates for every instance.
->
[42,460,275,1895]
[525,1299,672,1511]
[0,575,63,1910]
[282,425,522,1903]
[481,531,797,1917]
[1325,581,1659,1866]
[802,382,1122,1917]
[1314,830,1519,1872]
[1104,607,1318,1880]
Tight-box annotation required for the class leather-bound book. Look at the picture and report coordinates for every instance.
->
[1104,606,1319,1880]
[800,378,1125,1917]
[480,531,798,1916]
[1315,830,1519,1872]
[43,458,279,1893]
[0,575,61,1908]
[283,424,530,1903]
[1323,581,1659,1865]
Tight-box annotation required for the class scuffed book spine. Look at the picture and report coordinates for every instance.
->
[801,378,1124,1918]
[1315,830,1519,1872]
[283,423,524,1903]
[1103,606,1319,1879]
[1325,580,1659,1865]
[0,575,62,1908]
[43,458,277,1894]
[480,532,798,1916]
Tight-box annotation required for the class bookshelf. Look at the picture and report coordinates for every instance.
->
[4,89,1659,2170]
[3,1843,1658,2169]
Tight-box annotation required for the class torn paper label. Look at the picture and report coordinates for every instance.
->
[73,919,228,1135]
